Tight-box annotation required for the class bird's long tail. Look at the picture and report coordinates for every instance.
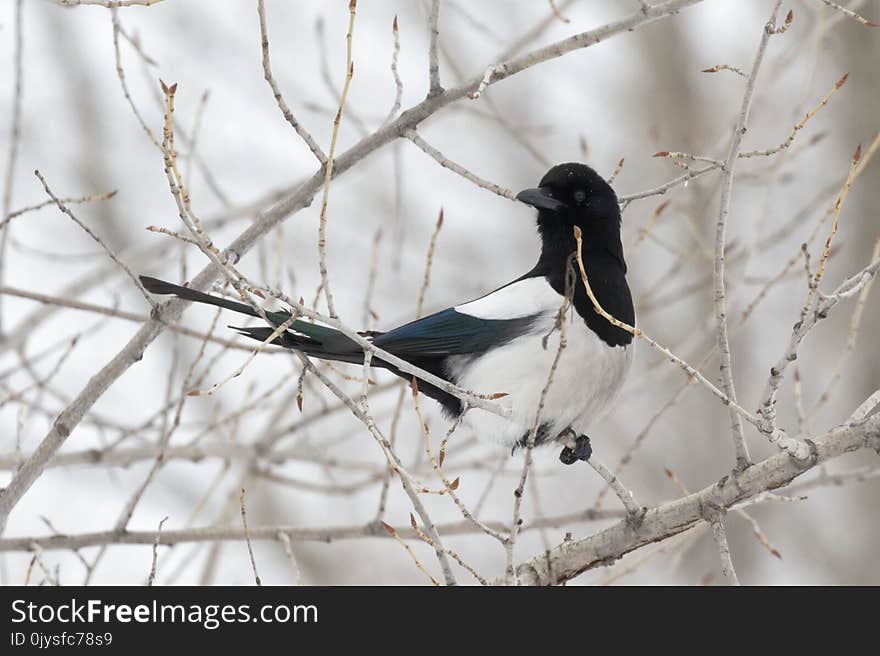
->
[142,275,463,410]
[139,275,367,364]
[140,276,260,318]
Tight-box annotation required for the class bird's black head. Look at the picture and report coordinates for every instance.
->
[516,162,620,232]
[517,162,625,274]
[518,162,633,347]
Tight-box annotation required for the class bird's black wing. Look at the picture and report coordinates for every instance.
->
[368,306,543,416]
[372,307,541,358]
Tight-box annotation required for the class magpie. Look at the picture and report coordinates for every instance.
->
[140,162,634,464]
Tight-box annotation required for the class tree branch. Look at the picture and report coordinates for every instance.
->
[713,1,782,472]
[510,407,880,585]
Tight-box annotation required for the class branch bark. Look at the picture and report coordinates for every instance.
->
[508,407,880,585]
[713,1,782,472]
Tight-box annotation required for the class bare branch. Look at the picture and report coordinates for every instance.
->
[56,0,166,6]
[240,488,261,586]
[405,130,516,200]
[427,0,443,97]
[1,190,117,231]
[588,457,645,521]
[316,0,358,319]
[256,0,327,164]
[707,509,740,585]
[739,72,848,159]
[382,15,403,126]
[758,143,872,445]
[380,521,440,585]
[0,509,627,553]
[0,0,24,334]
[510,409,880,585]
[416,209,445,318]
[146,516,167,586]
[712,1,782,471]
[33,170,156,307]
[276,531,303,585]
[573,226,764,434]
[815,0,878,27]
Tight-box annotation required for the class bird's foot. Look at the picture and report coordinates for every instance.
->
[559,434,592,465]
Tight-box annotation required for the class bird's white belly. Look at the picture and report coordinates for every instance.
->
[447,319,633,448]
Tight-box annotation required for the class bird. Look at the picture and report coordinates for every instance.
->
[140,162,634,465]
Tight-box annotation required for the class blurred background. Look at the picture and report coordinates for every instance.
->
[0,0,878,585]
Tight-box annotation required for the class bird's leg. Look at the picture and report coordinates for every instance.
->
[558,429,592,465]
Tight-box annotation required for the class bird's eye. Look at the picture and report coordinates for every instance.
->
[573,189,587,205]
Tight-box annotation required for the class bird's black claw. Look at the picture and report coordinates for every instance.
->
[559,434,592,465]
[559,447,577,465]
[573,435,593,461]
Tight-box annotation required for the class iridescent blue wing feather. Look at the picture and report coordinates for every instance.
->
[372,308,540,357]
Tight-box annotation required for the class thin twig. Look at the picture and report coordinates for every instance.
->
[506,254,576,584]
[33,170,155,307]
[185,90,210,189]
[415,209,444,317]
[427,0,443,97]
[362,228,382,328]
[110,7,161,149]
[56,0,165,6]
[809,235,880,418]
[381,521,440,585]
[548,0,571,23]
[405,130,516,200]
[0,285,265,353]
[815,0,878,27]
[240,488,261,586]
[740,73,848,159]
[712,1,782,471]
[257,0,327,164]
[706,507,740,585]
[0,0,25,334]
[573,226,764,435]
[147,516,168,586]
[382,15,403,126]
[1,191,117,231]
[758,144,865,443]
[408,514,488,585]
[276,531,303,585]
[588,458,644,519]
[352,358,457,584]
[316,0,358,318]
[411,381,505,542]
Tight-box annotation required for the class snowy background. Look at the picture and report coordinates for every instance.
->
[0,0,878,584]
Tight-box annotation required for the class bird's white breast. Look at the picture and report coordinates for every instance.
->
[449,278,633,448]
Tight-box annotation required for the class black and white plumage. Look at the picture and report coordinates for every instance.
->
[140,162,634,463]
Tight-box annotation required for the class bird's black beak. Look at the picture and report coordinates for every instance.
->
[516,186,567,212]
